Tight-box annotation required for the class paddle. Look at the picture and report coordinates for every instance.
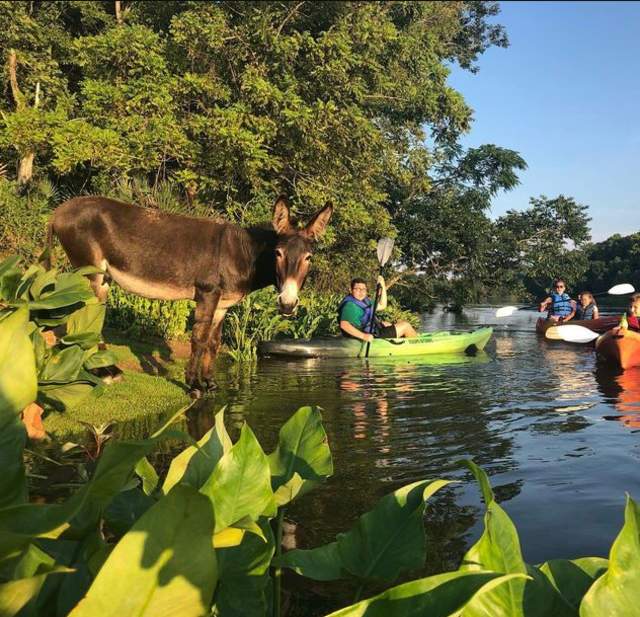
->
[495,283,636,318]
[550,324,601,344]
[364,237,395,358]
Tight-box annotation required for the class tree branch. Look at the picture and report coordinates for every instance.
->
[8,50,25,110]
[276,1,305,39]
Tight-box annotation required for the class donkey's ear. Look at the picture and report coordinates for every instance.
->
[272,195,293,234]
[303,202,333,241]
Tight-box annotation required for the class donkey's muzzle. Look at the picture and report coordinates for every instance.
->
[278,298,299,317]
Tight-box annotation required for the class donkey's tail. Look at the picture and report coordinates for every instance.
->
[39,221,55,270]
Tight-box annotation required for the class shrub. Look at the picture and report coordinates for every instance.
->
[106,284,193,340]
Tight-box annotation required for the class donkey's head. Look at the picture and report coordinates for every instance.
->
[271,195,333,316]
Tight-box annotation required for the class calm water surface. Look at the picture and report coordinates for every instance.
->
[156,307,640,570]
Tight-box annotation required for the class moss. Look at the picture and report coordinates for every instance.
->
[44,370,191,441]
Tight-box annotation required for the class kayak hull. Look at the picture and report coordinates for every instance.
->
[596,329,640,370]
[536,316,619,336]
[258,327,493,359]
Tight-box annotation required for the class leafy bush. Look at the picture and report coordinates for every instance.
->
[0,255,115,414]
[0,307,638,617]
[106,284,194,340]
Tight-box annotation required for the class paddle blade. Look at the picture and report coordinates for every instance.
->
[495,306,518,318]
[608,283,635,295]
[553,324,600,344]
[376,237,395,267]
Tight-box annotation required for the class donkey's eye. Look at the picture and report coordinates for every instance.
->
[305,254,312,262]
[275,249,284,259]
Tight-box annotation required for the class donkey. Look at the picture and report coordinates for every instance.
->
[48,195,333,395]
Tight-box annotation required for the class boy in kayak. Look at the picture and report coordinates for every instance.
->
[538,279,576,322]
[338,277,418,342]
[619,293,640,332]
[575,291,599,320]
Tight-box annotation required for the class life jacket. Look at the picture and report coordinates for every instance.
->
[337,295,379,333]
[548,292,573,318]
[575,302,595,320]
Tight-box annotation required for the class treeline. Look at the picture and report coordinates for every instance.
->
[0,1,592,306]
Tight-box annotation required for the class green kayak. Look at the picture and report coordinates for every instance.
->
[258,327,493,359]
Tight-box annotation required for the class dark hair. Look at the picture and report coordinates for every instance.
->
[631,293,640,303]
[553,278,566,287]
[350,277,367,289]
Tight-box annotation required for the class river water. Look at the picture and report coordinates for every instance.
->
[192,305,640,573]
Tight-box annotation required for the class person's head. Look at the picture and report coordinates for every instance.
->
[580,291,595,307]
[629,293,640,316]
[350,277,368,301]
[552,279,567,294]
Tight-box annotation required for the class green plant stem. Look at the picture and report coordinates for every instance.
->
[273,508,285,617]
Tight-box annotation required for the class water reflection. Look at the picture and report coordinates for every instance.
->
[596,365,640,429]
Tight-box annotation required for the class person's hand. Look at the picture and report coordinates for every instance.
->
[362,333,374,343]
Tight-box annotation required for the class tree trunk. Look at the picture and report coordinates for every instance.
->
[115,0,123,24]
[17,152,34,185]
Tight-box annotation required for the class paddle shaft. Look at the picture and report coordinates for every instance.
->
[364,271,383,358]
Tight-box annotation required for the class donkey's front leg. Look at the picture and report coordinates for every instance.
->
[186,288,221,396]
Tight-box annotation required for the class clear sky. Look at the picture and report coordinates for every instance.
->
[447,0,640,241]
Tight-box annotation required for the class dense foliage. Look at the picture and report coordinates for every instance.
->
[1,309,639,616]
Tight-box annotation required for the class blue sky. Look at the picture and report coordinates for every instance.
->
[447,0,640,241]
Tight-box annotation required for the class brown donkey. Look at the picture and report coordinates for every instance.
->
[49,195,333,395]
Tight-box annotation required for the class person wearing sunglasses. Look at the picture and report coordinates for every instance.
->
[538,278,576,322]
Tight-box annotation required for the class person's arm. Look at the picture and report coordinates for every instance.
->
[539,297,551,312]
[375,275,388,311]
[592,305,600,320]
[561,300,577,322]
[340,320,373,342]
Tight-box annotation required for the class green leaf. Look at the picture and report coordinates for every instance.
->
[66,303,106,335]
[39,346,86,382]
[135,457,159,496]
[200,423,275,532]
[29,269,58,300]
[59,332,103,349]
[104,488,155,536]
[268,405,333,506]
[580,495,640,616]
[213,518,275,617]
[83,350,118,370]
[0,255,21,281]
[275,541,343,581]
[539,557,608,612]
[0,308,37,508]
[68,485,217,617]
[163,407,231,494]
[325,571,528,617]
[38,382,96,412]
[0,567,70,617]
[459,461,570,617]
[279,479,450,583]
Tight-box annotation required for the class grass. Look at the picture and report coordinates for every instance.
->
[44,331,192,441]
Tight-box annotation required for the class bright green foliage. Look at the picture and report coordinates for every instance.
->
[326,571,527,617]
[106,284,193,340]
[200,424,276,532]
[69,485,218,617]
[268,405,333,506]
[277,479,451,585]
[0,255,113,411]
[540,558,608,613]
[580,495,640,616]
[162,407,232,494]
[0,307,37,508]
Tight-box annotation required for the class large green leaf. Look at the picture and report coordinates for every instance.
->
[325,571,528,617]
[459,461,570,617]
[66,304,106,336]
[278,479,450,583]
[580,495,640,616]
[29,269,58,300]
[39,346,86,382]
[268,406,333,506]
[0,409,189,553]
[83,350,118,370]
[213,518,275,617]
[38,382,97,412]
[539,557,608,612]
[200,423,275,532]
[0,308,37,508]
[0,567,70,617]
[59,332,103,349]
[68,485,217,617]
[163,407,231,494]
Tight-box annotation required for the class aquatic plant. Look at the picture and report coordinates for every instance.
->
[0,307,638,616]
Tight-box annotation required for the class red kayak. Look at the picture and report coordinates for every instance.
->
[596,329,640,370]
[536,316,620,335]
